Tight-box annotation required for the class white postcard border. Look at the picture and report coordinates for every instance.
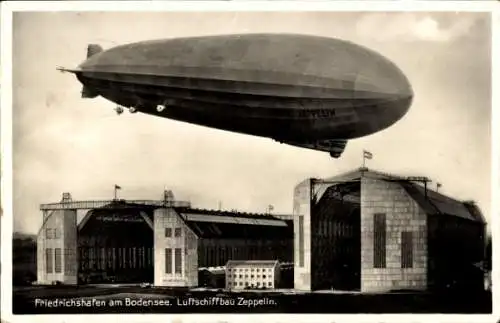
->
[1,1,498,323]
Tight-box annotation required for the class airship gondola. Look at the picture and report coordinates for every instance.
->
[59,34,413,158]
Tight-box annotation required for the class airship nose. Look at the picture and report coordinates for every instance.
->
[392,65,414,103]
[356,59,413,99]
[349,50,413,134]
[356,53,414,120]
[389,68,413,117]
[393,68,414,119]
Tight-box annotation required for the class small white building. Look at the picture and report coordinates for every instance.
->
[225,260,280,290]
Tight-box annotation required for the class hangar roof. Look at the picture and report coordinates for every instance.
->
[226,260,279,268]
[175,208,293,240]
[175,207,291,221]
[402,182,485,223]
[321,167,485,224]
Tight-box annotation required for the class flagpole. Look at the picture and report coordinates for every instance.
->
[362,150,372,169]
[114,184,121,200]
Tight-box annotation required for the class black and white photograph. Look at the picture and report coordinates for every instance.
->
[1,1,497,319]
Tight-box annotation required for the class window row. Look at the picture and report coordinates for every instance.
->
[230,274,271,279]
[298,215,304,267]
[165,227,182,238]
[45,228,61,239]
[228,281,273,287]
[45,248,62,273]
[165,248,182,274]
[373,213,414,269]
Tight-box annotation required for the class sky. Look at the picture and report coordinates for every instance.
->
[11,11,491,234]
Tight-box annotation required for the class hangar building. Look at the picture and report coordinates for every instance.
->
[36,167,486,292]
[36,191,293,286]
[154,206,293,286]
[293,167,486,293]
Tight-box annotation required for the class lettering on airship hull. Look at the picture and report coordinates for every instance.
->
[300,109,337,119]
[63,34,413,158]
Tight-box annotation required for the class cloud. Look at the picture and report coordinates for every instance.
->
[412,16,449,41]
[356,13,479,42]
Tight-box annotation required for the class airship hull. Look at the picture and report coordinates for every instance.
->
[68,34,414,157]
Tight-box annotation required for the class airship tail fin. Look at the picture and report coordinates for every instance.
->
[80,44,103,98]
[86,44,103,58]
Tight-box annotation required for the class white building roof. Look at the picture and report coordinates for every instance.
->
[226,260,279,267]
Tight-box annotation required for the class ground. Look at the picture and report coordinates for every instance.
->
[13,285,492,314]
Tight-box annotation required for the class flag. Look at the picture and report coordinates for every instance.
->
[363,150,373,159]
[268,205,274,211]
[115,185,121,190]
[437,183,442,188]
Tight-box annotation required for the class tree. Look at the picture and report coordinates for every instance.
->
[486,234,492,271]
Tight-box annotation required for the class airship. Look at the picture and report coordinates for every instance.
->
[59,34,413,158]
